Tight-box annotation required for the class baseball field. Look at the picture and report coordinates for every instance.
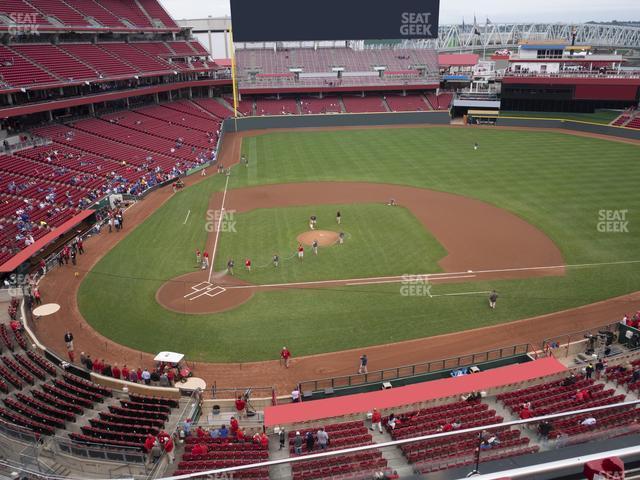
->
[76,126,640,363]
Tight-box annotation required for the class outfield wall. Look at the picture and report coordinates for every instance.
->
[224,111,451,132]
[223,111,640,142]
[499,117,640,141]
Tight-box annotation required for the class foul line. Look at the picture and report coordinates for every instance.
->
[207,174,231,284]
[221,258,640,291]
[345,274,476,286]
[183,210,191,225]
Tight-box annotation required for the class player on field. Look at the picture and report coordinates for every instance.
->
[312,240,319,255]
[489,290,498,309]
[297,244,304,260]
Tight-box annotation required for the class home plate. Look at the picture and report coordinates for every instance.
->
[183,282,226,301]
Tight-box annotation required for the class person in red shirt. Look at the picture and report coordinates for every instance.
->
[230,416,239,435]
[245,258,251,272]
[144,434,156,453]
[371,409,382,433]
[164,437,175,464]
[157,430,170,445]
[191,443,202,456]
[297,244,304,260]
[112,363,121,380]
[236,427,245,442]
[235,396,246,418]
[519,407,533,420]
[121,365,129,380]
[439,423,453,432]
[260,432,269,448]
[196,426,206,438]
[166,369,175,385]
[280,347,291,368]
[92,358,102,373]
[137,367,143,381]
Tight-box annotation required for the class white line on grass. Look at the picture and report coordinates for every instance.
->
[429,290,493,298]
[345,274,476,286]
[221,258,640,291]
[183,210,191,224]
[207,175,231,283]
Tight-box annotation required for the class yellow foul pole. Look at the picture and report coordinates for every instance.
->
[228,23,239,132]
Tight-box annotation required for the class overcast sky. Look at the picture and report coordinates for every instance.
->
[160,0,639,24]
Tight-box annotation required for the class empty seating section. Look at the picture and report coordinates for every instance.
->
[11,44,96,81]
[0,45,57,89]
[626,116,640,130]
[189,41,209,55]
[292,451,387,480]
[236,48,439,88]
[26,0,90,26]
[255,98,299,115]
[168,41,197,55]
[102,109,219,150]
[178,438,270,478]
[300,96,342,114]
[160,99,217,120]
[546,405,640,442]
[389,401,502,440]
[224,96,253,116]
[74,116,203,164]
[75,393,176,450]
[99,43,171,73]
[426,92,454,110]
[612,115,630,126]
[498,377,623,416]
[342,95,387,113]
[1,0,176,30]
[58,0,123,28]
[132,41,174,56]
[192,98,235,119]
[137,0,178,28]
[0,0,50,25]
[58,43,136,77]
[34,123,177,170]
[97,0,151,28]
[385,94,431,112]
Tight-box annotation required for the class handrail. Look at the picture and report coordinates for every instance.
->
[298,343,531,393]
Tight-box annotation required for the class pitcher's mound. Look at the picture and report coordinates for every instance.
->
[297,230,340,247]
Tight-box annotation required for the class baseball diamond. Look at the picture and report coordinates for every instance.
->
[2,2,640,478]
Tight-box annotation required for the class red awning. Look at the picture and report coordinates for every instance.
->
[0,210,94,272]
[213,58,232,68]
[438,53,480,67]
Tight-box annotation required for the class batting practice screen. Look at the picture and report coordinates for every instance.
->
[230,0,440,42]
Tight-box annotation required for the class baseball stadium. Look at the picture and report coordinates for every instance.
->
[0,0,639,479]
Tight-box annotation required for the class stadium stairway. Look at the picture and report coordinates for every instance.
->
[337,97,347,113]
[369,427,413,477]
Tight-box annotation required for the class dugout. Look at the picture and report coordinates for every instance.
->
[466,109,500,125]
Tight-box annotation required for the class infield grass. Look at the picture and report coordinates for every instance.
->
[78,126,640,362]
[212,203,446,284]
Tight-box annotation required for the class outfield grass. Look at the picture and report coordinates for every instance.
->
[78,127,640,362]
[501,109,622,125]
[213,204,446,284]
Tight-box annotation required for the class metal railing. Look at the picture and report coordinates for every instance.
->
[299,343,532,393]
[541,321,620,358]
